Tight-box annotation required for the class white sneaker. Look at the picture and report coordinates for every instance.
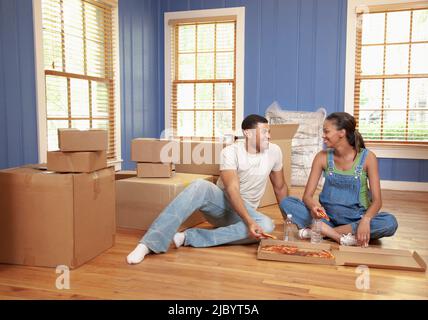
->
[298,228,312,240]
[340,233,357,246]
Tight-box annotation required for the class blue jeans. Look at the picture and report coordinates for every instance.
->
[279,196,398,240]
[140,179,275,253]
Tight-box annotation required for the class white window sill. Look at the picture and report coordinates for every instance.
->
[367,143,428,160]
[108,159,123,171]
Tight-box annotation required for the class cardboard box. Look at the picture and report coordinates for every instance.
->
[257,239,427,272]
[258,124,299,207]
[47,151,107,173]
[175,141,229,175]
[116,173,212,231]
[131,138,179,163]
[58,129,108,151]
[258,181,278,208]
[0,166,116,269]
[115,170,137,181]
[136,163,175,178]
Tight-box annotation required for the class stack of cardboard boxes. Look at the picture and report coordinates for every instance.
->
[0,129,116,269]
[116,138,215,231]
[131,138,175,178]
[47,129,108,173]
[116,123,299,211]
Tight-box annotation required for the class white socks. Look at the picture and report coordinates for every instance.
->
[126,243,150,264]
[173,232,186,248]
[127,233,186,265]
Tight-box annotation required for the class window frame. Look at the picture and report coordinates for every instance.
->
[164,7,245,140]
[32,0,122,169]
[345,0,428,159]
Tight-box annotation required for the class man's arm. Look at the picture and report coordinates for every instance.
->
[269,169,288,204]
[220,169,264,239]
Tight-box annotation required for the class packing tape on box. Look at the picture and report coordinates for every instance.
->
[92,171,101,199]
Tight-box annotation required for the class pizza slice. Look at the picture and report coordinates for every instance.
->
[261,245,335,259]
[316,208,330,221]
[260,232,277,240]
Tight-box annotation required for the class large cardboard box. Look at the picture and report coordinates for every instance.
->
[257,239,427,272]
[58,129,108,151]
[131,138,179,163]
[116,173,212,231]
[0,166,116,269]
[47,151,107,173]
[258,124,299,207]
[258,181,278,208]
[175,141,230,175]
[136,163,175,178]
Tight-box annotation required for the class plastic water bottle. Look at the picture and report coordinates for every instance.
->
[311,219,323,244]
[284,214,295,241]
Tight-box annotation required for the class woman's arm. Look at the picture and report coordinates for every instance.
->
[302,151,326,217]
[357,151,382,246]
[364,151,382,219]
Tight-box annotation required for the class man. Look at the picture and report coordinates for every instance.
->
[127,114,288,264]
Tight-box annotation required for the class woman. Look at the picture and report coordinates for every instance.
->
[280,112,398,247]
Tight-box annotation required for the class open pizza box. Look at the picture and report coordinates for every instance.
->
[257,239,427,272]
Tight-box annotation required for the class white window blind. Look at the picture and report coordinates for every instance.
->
[170,19,237,140]
[41,0,116,158]
[354,5,428,144]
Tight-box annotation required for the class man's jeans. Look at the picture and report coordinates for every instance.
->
[140,179,275,253]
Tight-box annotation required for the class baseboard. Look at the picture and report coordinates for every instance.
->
[380,180,428,192]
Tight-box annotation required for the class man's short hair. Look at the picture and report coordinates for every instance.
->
[241,114,268,130]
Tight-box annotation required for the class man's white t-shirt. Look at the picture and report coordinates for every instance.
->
[216,141,283,209]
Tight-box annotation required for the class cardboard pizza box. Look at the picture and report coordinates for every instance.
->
[257,239,336,266]
[257,239,427,272]
[334,246,427,272]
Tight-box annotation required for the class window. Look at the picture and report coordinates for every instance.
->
[164,8,245,140]
[40,0,118,159]
[352,3,428,145]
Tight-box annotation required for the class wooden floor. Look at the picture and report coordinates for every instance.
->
[0,188,427,300]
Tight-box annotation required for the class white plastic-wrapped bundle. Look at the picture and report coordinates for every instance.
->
[265,101,326,187]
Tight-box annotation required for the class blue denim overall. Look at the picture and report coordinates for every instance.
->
[280,149,398,239]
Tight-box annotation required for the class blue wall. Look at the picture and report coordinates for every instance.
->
[0,0,38,169]
[160,0,347,116]
[119,0,161,170]
[0,0,426,182]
